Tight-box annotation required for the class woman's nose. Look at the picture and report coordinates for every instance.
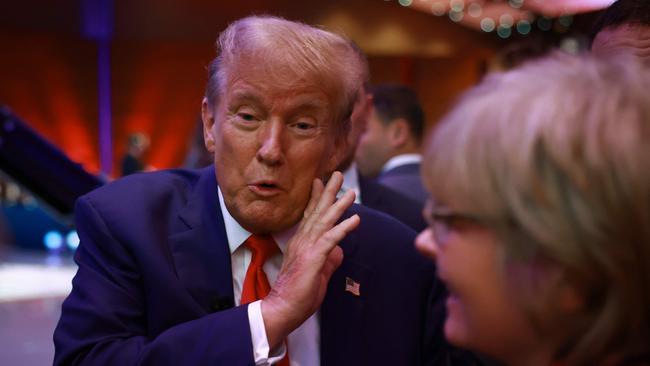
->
[415,228,438,262]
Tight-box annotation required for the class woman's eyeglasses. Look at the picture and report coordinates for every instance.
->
[424,201,485,246]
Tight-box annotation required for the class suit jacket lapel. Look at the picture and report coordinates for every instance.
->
[321,217,372,366]
[168,167,235,314]
[358,173,382,209]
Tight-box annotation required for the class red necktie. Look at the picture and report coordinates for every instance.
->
[240,234,290,366]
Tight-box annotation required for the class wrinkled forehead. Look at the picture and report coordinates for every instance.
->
[226,75,333,118]
[230,55,331,91]
[218,52,353,135]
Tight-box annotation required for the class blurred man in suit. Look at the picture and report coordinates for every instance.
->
[337,49,426,232]
[54,16,455,366]
[120,132,150,176]
[355,84,428,203]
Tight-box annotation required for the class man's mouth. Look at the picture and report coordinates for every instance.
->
[248,181,283,196]
[252,180,280,188]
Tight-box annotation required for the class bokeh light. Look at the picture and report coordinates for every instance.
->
[517,20,532,35]
[497,25,512,38]
[468,3,482,17]
[537,16,552,31]
[66,230,80,250]
[449,10,464,22]
[481,18,496,32]
[500,14,514,28]
[561,37,581,54]
[558,14,574,27]
[431,2,446,16]
[450,0,465,12]
[44,231,63,251]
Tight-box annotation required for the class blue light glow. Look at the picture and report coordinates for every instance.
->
[44,231,63,250]
[66,231,80,250]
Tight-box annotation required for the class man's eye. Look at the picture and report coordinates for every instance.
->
[237,113,256,121]
[293,122,314,130]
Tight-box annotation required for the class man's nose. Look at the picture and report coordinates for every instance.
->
[256,121,284,166]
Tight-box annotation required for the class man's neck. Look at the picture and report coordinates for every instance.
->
[218,187,298,254]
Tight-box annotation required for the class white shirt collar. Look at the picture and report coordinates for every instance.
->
[218,187,298,255]
[340,163,362,204]
[381,154,422,173]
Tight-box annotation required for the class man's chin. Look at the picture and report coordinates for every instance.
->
[240,218,297,235]
[234,208,302,235]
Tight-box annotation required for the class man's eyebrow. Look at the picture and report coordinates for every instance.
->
[229,90,265,106]
[287,95,329,112]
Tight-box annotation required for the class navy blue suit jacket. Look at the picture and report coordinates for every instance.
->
[359,173,427,232]
[378,163,429,204]
[53,167,449,365]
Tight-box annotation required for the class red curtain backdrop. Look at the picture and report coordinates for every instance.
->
[0,33,213,177]
[0,31,487,177]
[0,33,100,172]
[112,40,213,174]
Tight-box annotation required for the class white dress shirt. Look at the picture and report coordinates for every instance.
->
[218,188,320,366]
[340,163,362,204]
[381,154,422,173]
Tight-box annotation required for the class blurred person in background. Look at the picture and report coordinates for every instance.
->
[415,53,650,366]
[355,84,428,203]
[337,49,427,232]
[120,132,150,176]
[183,117,214,169]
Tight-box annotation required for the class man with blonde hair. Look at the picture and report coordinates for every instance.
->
[54,16,456,365]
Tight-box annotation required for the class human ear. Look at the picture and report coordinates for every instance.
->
[388,118,410,148]
[201,98,216,152]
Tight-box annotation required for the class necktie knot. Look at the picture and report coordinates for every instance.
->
[245,234,280,266]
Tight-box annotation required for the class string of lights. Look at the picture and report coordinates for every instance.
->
[395,0,611,39]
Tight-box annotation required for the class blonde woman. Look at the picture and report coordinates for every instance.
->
[416,53,650,366]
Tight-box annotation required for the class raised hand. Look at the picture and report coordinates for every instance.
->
[261,171,360,349]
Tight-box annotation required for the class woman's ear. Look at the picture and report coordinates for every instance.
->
[202,98,216,152]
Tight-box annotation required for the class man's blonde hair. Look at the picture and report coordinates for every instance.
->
[205,15,365,135]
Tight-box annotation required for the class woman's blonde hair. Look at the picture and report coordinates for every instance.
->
[424,52,650,364]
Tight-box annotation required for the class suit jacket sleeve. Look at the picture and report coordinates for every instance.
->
[53,196,256,366]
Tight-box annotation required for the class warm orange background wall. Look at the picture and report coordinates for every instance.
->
[111,40,213,173]
[0,33,213,176]
[0,0,496,178]
[0,33,489,176]
[0,33,100,172]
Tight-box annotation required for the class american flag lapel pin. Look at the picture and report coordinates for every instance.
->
[345,277,361,296]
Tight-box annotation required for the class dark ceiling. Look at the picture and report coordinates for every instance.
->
[0,0,388,40]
